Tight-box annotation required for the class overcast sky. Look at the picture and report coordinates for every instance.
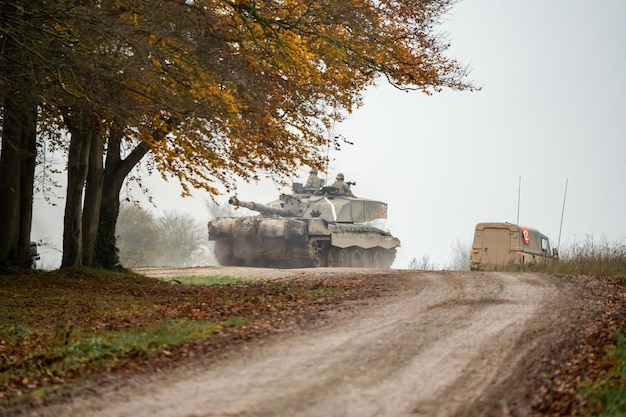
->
[32,0,626,269]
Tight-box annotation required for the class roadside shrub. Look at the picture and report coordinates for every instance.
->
[526,235,626,277]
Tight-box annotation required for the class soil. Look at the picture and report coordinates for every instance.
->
[16,267,626,417]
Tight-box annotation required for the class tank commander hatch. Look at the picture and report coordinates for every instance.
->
[305,168,322,190]
[331,173,355,197]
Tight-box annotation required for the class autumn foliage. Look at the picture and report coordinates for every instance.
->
[0,0,475,268]
[4,0,474,193]
[113,0,475,192]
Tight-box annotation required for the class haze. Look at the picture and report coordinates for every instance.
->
[32,0,626,269]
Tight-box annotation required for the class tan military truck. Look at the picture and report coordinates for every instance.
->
[470,222,559,271]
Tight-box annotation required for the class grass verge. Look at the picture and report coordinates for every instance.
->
[0,268,355,407]
[523,236,626,278]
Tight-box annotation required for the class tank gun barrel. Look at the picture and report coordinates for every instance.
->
[229,196,293,217]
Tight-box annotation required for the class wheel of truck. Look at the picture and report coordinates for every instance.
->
[337,249,350,267]
[350,248,363,268]
[312,247,326,267]
[373,250,385,269]
[361,250,373,268]
[327,248,339,267]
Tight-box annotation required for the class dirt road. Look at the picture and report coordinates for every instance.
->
[35,268,610,417]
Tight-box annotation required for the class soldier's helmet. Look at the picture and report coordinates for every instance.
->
[310,168,318,175]
[336,173,344,180]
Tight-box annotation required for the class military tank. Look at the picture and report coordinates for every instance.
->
[208,183,400,268]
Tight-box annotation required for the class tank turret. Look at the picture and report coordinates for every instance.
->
[208,185,401,269]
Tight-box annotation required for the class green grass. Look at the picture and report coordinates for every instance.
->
[56,317,247,368]
[8,318,247,379]
[584,330,626,416]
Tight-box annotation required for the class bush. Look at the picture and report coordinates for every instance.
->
[527,235,626,277]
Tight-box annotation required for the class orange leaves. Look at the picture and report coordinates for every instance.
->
[120,10,141,26]
[35,0,475,196]
[528,277,626,417]
[148,34,160,46]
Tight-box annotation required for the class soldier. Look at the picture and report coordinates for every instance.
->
[305,168,322,190]
[331,173,355,197]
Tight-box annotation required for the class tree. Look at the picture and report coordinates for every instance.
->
[0,85,38,269]
[116,203,161,268]
[0,1,162,268]
[93,125,152,269]
[116,207,209,268]
[60,105,97,267]
[88,0,477,269]
[408,255,439,271]
[156,211,207,267]
[0,2,111,268]
[2,0,476,269]
[446,239,471,271]
[139,0,476,194]
[0,3,44,268]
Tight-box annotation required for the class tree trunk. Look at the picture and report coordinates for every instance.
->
[94,125,151,269]
[0,95,24,266]
[81,122,105,266]
[19,104,38,268]
[0,91,39,269]
[61,107,93,268]
[96,181,123,269]
[0,2,43,270]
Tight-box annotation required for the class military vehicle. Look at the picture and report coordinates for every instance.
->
[470,222,559,271]
[208,183,400,268]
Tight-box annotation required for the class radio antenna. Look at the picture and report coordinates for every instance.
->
[516,176,521,224]
[557,178,568,252]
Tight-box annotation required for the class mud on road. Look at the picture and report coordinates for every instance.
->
[34,268,622,417]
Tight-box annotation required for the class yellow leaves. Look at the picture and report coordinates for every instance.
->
[77,0,474,196]
[53,22,71,39]
[150,55,163,72]
[152,115,174,136]
[149,34,160,46]
[189,81,241,116]
[120,11,141,26]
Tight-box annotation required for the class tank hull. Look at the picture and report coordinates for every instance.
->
[208,188,400,269]
[209,217,398,268]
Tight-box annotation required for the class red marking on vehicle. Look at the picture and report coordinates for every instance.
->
[521,226,530,244]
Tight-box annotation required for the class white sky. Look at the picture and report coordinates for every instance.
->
[32,0,626,269]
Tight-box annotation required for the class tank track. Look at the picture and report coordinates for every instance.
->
[308,238,395,269]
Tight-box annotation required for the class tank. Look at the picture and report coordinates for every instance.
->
[208,184,400,268]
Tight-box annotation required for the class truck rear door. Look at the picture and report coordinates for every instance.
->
[481,226,513,268]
